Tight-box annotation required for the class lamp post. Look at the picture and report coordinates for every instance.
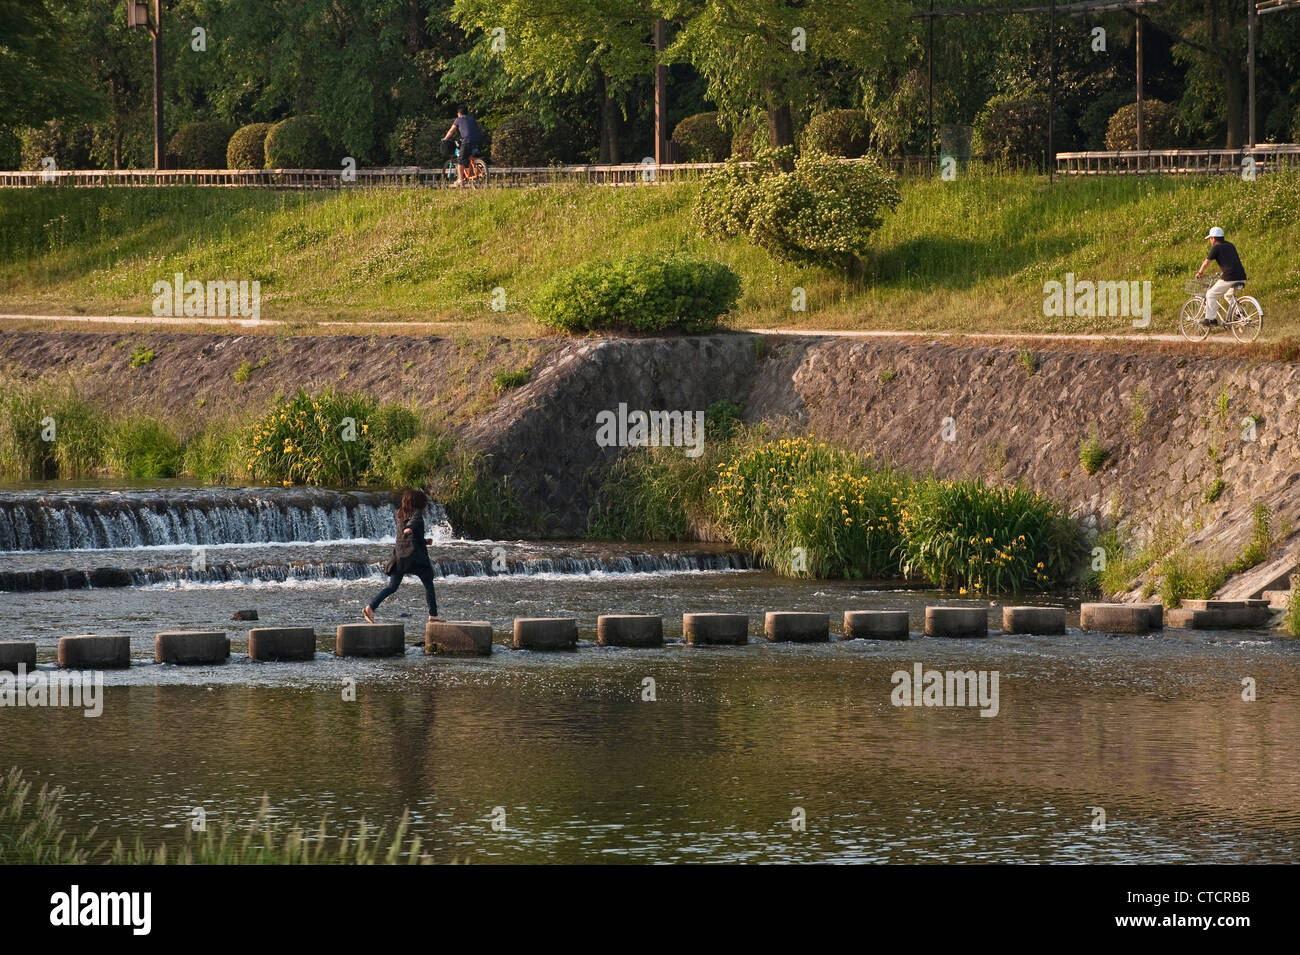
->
[127,1,164,169]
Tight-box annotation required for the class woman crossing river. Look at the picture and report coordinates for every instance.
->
[362,489,443,624]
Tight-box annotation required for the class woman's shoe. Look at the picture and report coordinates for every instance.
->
[363,606,375,624]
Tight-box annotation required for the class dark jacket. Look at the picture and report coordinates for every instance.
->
[390,511,432,574]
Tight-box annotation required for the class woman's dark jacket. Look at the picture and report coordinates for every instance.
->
[389,511,432,574]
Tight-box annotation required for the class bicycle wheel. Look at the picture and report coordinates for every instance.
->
[470,157,488,187]
[1230,296,1263,343]
[444,160,458,185]
[1179,297,1209,342]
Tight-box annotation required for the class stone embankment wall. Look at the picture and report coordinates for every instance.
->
[6,329,1298,596]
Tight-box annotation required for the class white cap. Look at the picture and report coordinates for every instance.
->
[1205,226,1225,239]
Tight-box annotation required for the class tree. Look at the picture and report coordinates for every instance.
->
[0,0,101,129]
[450,0,654,163]
[660,0,908,153]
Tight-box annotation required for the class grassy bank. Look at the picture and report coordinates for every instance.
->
[2,173,1298,336]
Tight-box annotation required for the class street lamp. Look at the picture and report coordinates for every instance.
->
[127,1,164,170]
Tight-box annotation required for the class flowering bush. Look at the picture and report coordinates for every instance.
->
[897,480,1080,593]
[244,389,385,486]
[694,151,900,268]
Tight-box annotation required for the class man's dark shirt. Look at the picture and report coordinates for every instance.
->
[1208,240,1247,282]
[453,114,481,145]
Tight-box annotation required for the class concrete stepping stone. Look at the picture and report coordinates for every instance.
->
[764,611,830,642]
[513,617,578,651]
[248,627,317,662]
[683,612,748,645]
[426,620,494,656]
[335,623,405,657]
[1166,604,1273,629]
[596,615,663,648]
[843,610,909,640]
[58,635,131,669]
[155,631,229,665]
[1079,603,1153,634]
[0,641,37,673]
[1001,606,1066,635]
[924,606,988,638]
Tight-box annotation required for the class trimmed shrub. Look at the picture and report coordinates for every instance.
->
[226,123,273,170]
[801,109,871,158]
[388,117,444,167]
[167,121,235,169]
[490,113,545,166]
[693,159,767,239]
[1104,99,1179,150]
[264,115,332,168]
[671,112,730,162]
[532,254,740,334]
[19,121,93,171]
[973,91,1049,169]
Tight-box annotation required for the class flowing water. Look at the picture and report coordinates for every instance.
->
[2,486,1298,864]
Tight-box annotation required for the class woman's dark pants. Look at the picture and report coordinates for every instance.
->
[368,568,438,616]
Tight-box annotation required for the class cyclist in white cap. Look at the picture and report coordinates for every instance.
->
[1194,227,1247,326]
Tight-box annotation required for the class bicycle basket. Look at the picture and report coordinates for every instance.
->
[439,138,455,159]
[1184,277,1214,294]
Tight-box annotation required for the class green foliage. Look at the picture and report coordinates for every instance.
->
[897,479,1081,593]
[0,767,434,865]
[129,346,155,367]
[1155,549,1229,608]
[387,117,445,167]
[264,116,332,169]
[0,379,105,480]
[1105,100,1180,150]
[671,112,730,162]
[244,389,377,486]
[492,367,531,392]
[226,123,273,170]
[108,419,183,479]
[801,110,871,158]
[1285,588,1300,637]
[181,422,244,485]
[695,150,901,268]
[1129,386,1149,437]
[1226,501,1277,575]
[532,253,740,333]
[973,92,1050,169]
[588,445,696,541]
[490,113,545,166]
[1204,478,1226,503]
[1016,347,1038,377]
[167,122,235,170]
[1079,427,1108,475]
[434,451,519,538]
[878,367,897,384]
[19,120,92,170]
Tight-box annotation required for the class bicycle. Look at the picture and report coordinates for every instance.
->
[1178,275,1263,343]
[442,141,487,188]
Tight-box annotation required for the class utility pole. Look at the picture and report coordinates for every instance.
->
[927,0,935,176]
[1047,0,1056,182]
[1135,14,1144,149]
[128,1,165,169]
[1247,0,1257,147]
[654,19,667,164]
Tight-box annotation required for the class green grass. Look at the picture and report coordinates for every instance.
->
[0,767,436,865]
[1079,426,1109,475]
[3,173,1298,335]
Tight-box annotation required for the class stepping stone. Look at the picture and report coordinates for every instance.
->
[764,611,830,642]
[843,610,910,640]
[1001,606,1066,635]
[596,615,663,648]
[426,620,494,656]
[248,627,317,662]
[513,618,578,651]
[0,641,37,673]
[1079,603,1153,634]
[232,609,259,621]
[58,635,131,669]
[1140,603,1164,629]
[155,631,230,665]
[683,613,748,645]
[924,606,988,638]
[335,624,405,657]
[1166,605,1273,630]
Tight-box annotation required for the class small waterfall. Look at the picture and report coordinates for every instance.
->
[0,488,451,552]
[0,551,757,591]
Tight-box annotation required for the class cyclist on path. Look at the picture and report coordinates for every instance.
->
[1195,227,1248,326]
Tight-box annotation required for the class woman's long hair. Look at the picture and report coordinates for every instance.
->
[396,489,428,526]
